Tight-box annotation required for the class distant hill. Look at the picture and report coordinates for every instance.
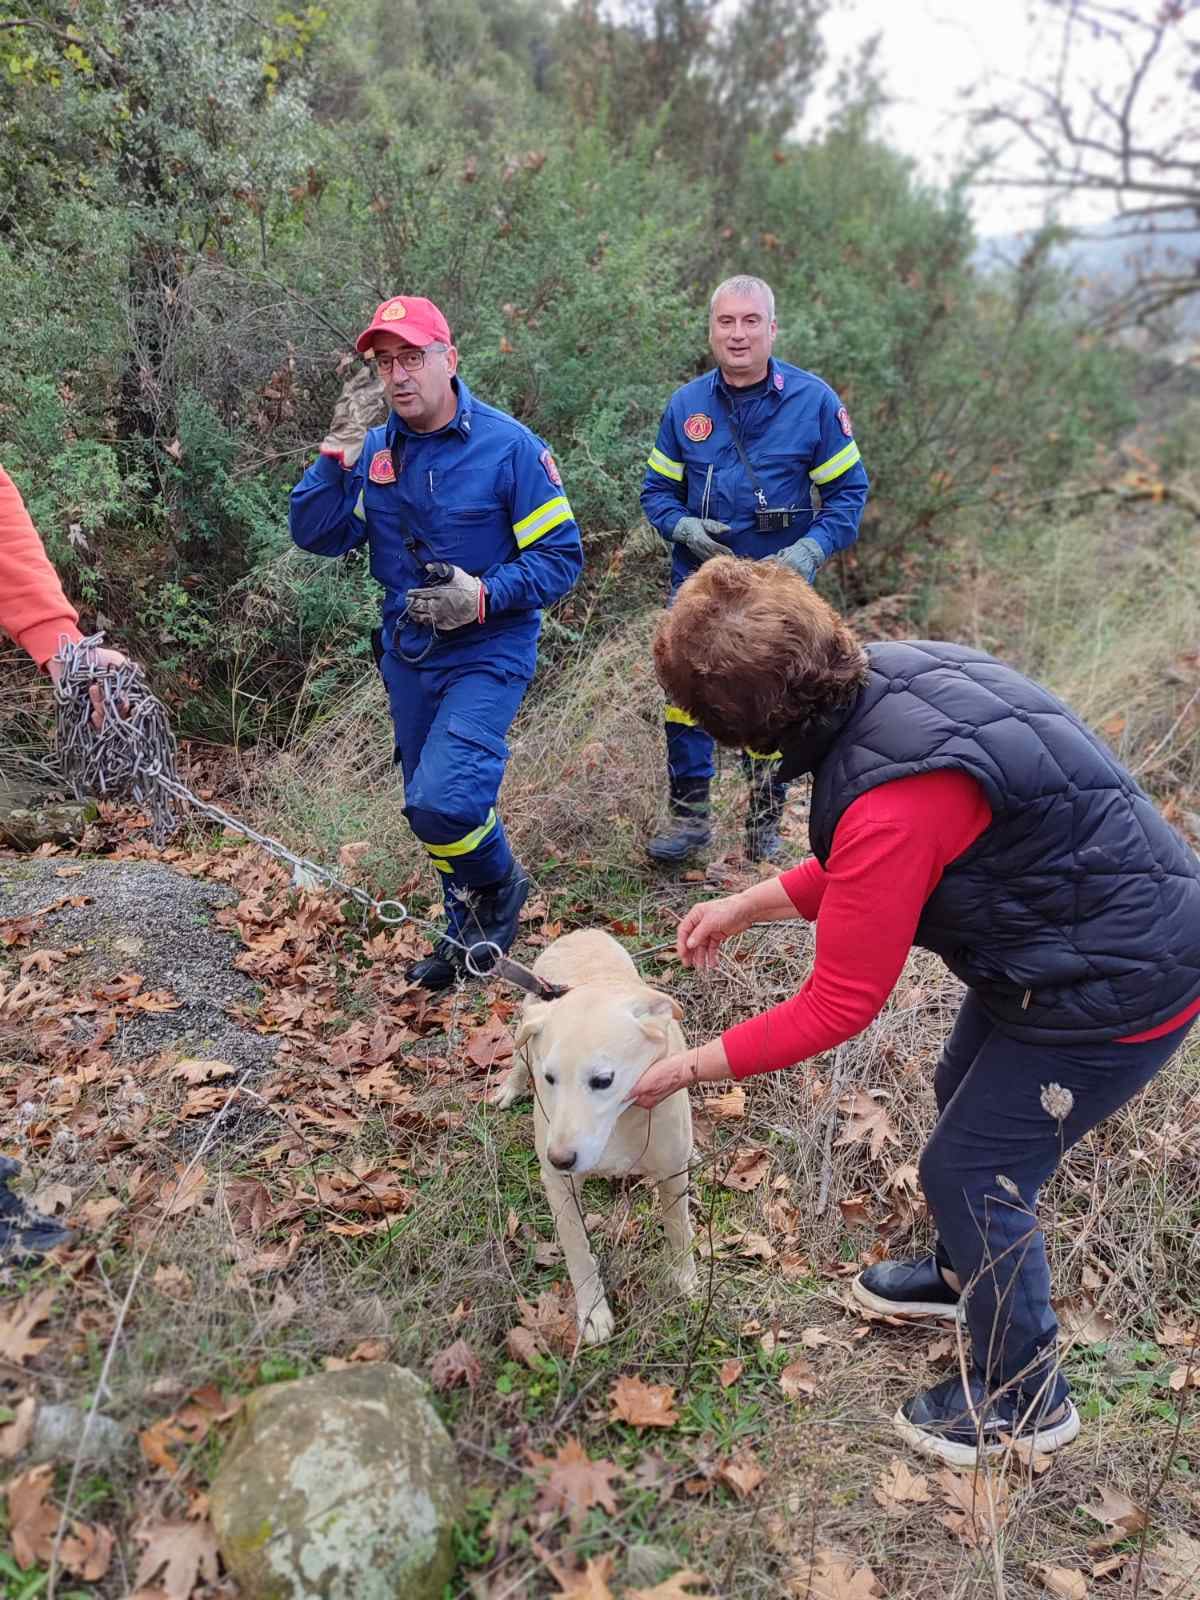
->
[976,209,1200,354]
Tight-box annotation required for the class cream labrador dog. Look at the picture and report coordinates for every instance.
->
[492,929,696,1344]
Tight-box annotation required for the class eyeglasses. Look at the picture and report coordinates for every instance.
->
[373,344,447,373]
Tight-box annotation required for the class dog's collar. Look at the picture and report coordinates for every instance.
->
[493,954,568,1002]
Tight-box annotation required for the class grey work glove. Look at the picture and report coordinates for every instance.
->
[775,536,826,584]
[407,566,486,630]
[672,515,733,564]
[319,365,387,468]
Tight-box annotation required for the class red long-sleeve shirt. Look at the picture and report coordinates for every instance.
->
[0,465,82,667]
[722,769,1200,1079]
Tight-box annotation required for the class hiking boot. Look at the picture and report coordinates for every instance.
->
[894,1370,1080,1468]
[745,767,788,862]
[461,863,530,975]
[406,933,463,992]
[851,1255,962,1321]
[647,782,712,865]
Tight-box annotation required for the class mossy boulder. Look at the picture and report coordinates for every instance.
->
[209,1364,462,1600]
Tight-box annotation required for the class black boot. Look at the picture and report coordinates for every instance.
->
[647,781,713,865]
[406,929,463,991]
[460,863,530,975]
[745,770,788,862]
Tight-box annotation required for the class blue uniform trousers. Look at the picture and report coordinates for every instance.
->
[924,991,1195,1403]
[378,651,530,933]
[664,710,783,791]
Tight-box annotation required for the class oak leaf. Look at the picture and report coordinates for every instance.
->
[789,1548,882,1598]
[0,1394,37,1459]
[706,1086,745,1119]
[718,1445,765,1499]
[429,1337,482,1392]
[608,1374,679,1428]
[834,1090,899,1161]
[6,1464,58,1568]
[133,1518,221,1599]
[720,1146,770,1191]
[718,1358,743,1388]
[171,1058,235,1083]
[465,1016,515,1068]
[872,1457,931,1510]
[1035,1567,1088,1599]
[627,1571,720,1600]
[528,1435,621,1530]
[780,1359,819,1400]
[936,1467,1009,1547]
[1080,1483,1146,1550]
[0,1287,57,1366]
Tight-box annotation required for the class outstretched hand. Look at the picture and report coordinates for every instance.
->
[48,646,133,731]
[675,892,751,970]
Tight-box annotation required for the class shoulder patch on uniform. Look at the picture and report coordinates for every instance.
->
[368,448,396,484]
[539,447,563,488]
[683,412,713,442]
[837,406,854,438]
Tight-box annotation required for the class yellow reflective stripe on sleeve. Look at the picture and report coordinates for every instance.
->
[745,747,783,761]
[431,858,453,873]
[423,809,498,859]
[647,447,684,482]
[513,496,572,549]
[809,440,861,485]
[353,490,366,522]
[664,704,698,727]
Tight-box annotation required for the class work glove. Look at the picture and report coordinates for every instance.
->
[407,566,486,631]
[319,366,387,468]
[775,536,826,584]
[672,515,732,565]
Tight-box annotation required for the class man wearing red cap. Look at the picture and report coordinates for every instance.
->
[290,296,583,988]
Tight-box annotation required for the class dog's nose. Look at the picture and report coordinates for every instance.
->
[548,1148,577,1171]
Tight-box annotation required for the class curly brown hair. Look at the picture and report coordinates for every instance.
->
[652,557,869,751]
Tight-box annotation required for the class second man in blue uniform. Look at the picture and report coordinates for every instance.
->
[641,274,869,864]
[291,295,583,988]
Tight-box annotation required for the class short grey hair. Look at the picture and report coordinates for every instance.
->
[709,275,775,321]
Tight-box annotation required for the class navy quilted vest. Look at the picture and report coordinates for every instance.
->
[782,640,1200,1043]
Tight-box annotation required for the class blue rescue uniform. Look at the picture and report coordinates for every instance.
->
[640,356,868,785]
[290,377,582,916]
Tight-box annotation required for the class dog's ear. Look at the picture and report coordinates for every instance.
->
[630,989,683,1038]
[513,1001,550,1053]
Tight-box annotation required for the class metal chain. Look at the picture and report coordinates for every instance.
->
[49,636,679,987]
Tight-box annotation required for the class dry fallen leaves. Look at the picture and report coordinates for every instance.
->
[720,1146,770,1191]
[627,1571,720,1600]
[133,1518,221,1600]
[718,1358,744,1389]
[528,1435,622,1530]
[936,1467,1010,1548]
[717,1446,765,1499]
[0,1394,37,1460]
[6,1465,113,1580]
[834,1089,900,1161]
[1080,1483,1147,1550]
[1035,1567,1088,1599]
[0,1287,57,1366]
[790,1548,882,1599]
[780,1359,819,1401]
[465,1015,514,1069]
[608,1375,680,1428]
[872,1457,932,1511]
[429,1337,482,1392]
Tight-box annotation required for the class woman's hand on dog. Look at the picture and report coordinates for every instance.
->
[676,893,753,969]
[629,1040,733,1108]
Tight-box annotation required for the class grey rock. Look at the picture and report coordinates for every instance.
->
[210,1363,462,1600]
[0,777,87,850]
[28,1403,127,1466]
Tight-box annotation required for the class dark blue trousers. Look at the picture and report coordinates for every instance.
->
[924,991,1195,1404]
[378,652,531,929]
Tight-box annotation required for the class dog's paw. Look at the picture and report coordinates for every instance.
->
[578,1299,616,1346]
[489,1070,525,1109]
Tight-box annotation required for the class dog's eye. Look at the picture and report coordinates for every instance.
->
[589,1074,614,1091]
[543,1072,556,1086]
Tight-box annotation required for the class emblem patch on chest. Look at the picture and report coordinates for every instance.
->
[683,412,713,442]
[368,449,396,484]
[837,406,854,437]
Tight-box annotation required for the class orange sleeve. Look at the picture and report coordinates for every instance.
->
[0,465,83,667]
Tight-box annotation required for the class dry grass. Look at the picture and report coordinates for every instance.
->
[4,493,1200,1598]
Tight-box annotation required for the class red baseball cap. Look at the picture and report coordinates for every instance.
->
[355,295,452,354]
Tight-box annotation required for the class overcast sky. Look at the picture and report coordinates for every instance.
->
[806,0,1194,239]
